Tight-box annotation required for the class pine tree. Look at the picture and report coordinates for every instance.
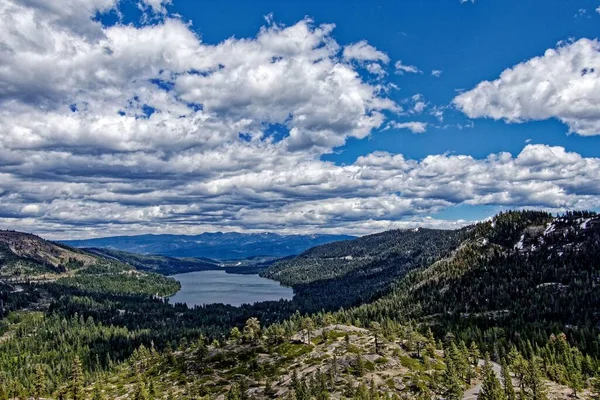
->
[524,356,547,400]
[371,322,382,355]
[459,341,474,384]
[508,347,527,395]
[147,378,156,399]
[354,354,365,377]
[91,383,106,400]
[355,382,369,400]
[443,346,465,400]
[133,373,149,400]
[70,356,84,400]
[301,317,315,344]
[470,341,481,367]
[243,317,261,343]
[479,355,506,400]
[566,348,584,397]
[500,357,516,400]
[34,364,45,400]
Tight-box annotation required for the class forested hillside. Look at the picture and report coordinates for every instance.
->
[4,211,600,399]
[262,228,467,312]
[343,211,600,356]
[84,247,220,275]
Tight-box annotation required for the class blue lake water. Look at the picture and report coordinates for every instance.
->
[168,270,294,307]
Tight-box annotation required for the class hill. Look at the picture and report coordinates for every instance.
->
[83,247,221,275]
[0,230,180,315]
[344,210,600,355]
[61,232,354,260]
[262,228,467,312]
[0,230,97,278]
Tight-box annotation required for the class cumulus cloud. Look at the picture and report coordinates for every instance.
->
[395,60,421,75]
[454,38,600,136]
[343,40,389,64]
[431,70,442,77]
[388,121,428,133]
[366,63,387,77]
[1,0,599,239]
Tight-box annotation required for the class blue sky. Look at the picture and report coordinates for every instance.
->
[1,0,600,238]
[168,0,600,160]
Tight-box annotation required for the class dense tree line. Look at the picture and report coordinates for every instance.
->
[262,228,467,312]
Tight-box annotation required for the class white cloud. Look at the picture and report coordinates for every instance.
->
[454,38,600,136]
[366,63,387,77]
[431,70,442,77]
[1,0,599,239]
[596,6,600,14]
[343,40,389,64]
[394,60,421,75]
[410,94,427,114]
[389,121,428,133]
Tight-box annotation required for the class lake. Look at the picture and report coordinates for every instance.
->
[168,270,294,307]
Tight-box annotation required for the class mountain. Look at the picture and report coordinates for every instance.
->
[262,227,467,312]
[345,210,600,354]
[0,230,180,314]
[83,247,221,275]
[61,232,354,260]
[0,230,97,278]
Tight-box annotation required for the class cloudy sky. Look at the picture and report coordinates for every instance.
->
[2,0,600,239]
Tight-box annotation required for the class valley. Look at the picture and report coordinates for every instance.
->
[1,210,600,399]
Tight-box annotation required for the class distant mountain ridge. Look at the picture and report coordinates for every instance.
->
[61,232,355,260]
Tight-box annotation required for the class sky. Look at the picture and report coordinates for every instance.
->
[2,0,600,239]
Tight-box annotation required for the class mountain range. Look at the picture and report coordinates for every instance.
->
[61,232,354,260]
[2,210,600,399]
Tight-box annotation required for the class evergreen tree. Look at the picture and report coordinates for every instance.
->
[443,346,465,400]
[34,364,45,400]
[500,357,516,400]
[301,317,315,344]
[371,322,382,355]
[566,348,584,397]
[133,373,149,400]
[524,356,547,400]
[70,356,84,400]
[459,341,474,384]
[470,341,481,367]
[479,355,506,400]
[243,317,261,343]
[508,347,527,395]
[354,354,366,377]
[230,326,242,342]
[91,383,106,400]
